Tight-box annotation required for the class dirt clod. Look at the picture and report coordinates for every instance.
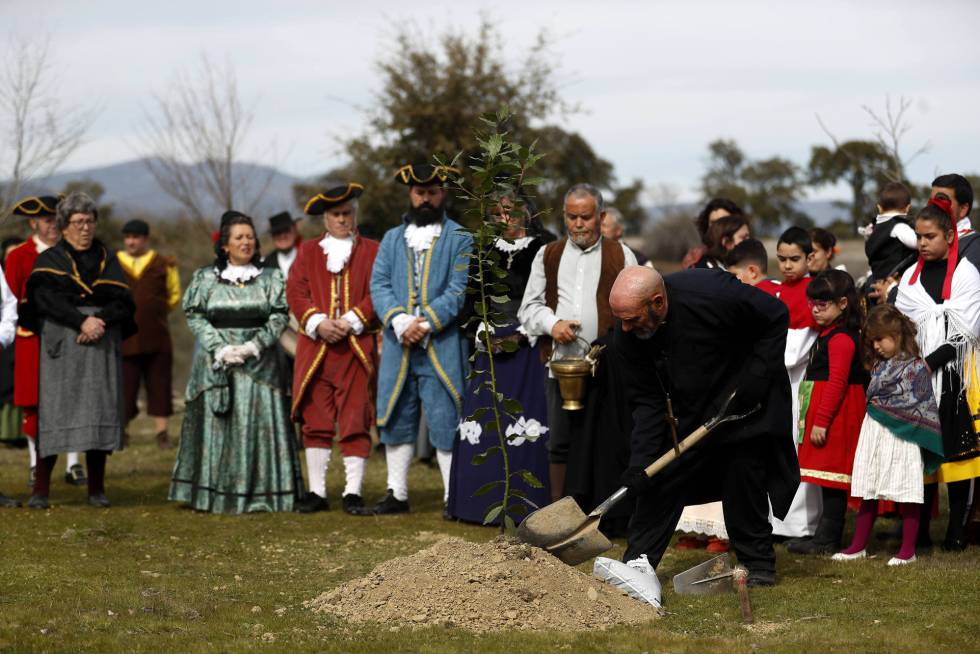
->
[309,536,658,632]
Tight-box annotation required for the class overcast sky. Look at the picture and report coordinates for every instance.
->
[3,0,979,201]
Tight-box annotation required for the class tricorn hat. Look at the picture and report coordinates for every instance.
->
[12,195,61,217]
[267,211,300,234]
[304,182,364,216]
[121,219,150,236]
[394,164,459,187]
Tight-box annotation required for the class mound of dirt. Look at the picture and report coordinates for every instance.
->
[308,536,658,632]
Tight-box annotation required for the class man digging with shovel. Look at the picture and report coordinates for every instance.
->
[609,265,800,589]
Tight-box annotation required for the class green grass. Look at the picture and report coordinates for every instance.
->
[1,420,978,654]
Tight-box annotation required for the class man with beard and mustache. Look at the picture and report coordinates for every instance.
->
[609,265,799,587]
[369,164,472,516]
[518,184,637,531]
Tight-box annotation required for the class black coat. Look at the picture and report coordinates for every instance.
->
[613,268,800,518]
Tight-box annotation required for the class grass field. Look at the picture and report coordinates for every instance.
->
[1,420,979,654]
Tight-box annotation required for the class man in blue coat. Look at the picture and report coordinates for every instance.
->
[369,164,472,515]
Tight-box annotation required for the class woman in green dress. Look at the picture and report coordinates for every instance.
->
[169,211,302,513]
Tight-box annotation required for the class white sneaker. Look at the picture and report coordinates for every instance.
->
[625,554,655,576]
[831,550,866,561]
[887,555,916,566]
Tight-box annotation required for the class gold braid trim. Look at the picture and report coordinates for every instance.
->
[93,279,130,290]
[292,342,328,417]
[800,469,851,484]
[16,326,34,338]
[299,307,320,330]
[349,335,374,377]
[352,306,368,324]
[382,306,406,327]
[377,348,409,427]
[427,345,461,411]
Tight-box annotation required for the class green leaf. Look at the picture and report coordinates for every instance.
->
[506,503,528,517]
[508,488,539,509]
[516,469,544,489]
[466,407,488,422]
[483,502,504,525]
[471,446,500,465]
[499,339,520,354]
[502,398,523,414]
[488,295,510,304]
[504,514,518,531]
[473,480,503,497]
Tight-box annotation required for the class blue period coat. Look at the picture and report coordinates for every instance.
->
[370,216,473,430]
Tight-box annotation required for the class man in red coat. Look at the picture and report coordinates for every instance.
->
[287,183,379,515]
[4,195,87,487]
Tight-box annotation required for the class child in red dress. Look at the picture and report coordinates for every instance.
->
[788,269,869,554]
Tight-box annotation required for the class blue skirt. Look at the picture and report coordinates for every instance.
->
[447,333,551,525]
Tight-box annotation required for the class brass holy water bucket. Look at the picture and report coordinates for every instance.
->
[549,337,604,410]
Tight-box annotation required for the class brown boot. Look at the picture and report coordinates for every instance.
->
[156,430,171,449]
[549,463,566,504]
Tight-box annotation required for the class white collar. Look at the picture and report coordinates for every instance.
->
[875,212,906,224]
[495,236,533,253]
[319,235,355,273]
[958,217,973,234]
[33,235,54,254]
[404,222,442,253]
[219,263,262,284]
[569,236,602,253]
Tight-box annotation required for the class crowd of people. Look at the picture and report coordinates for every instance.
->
[0,166,977,590]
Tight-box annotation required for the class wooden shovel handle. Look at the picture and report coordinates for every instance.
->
[642,425,710,478]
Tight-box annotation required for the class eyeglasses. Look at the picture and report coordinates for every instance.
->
[807,299,835,311]
[68,219,97,229]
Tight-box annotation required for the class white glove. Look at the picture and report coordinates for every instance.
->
[214,345,245,369]
[241,341,260,360]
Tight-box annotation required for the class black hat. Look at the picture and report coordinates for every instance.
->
[122,219,150,236]
[267,211,300,234]
[12,195,61,217]
[304,183,364,215]
[394,164,459,187]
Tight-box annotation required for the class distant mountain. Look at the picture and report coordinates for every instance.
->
[33,158,308,221]
[647,199,851,229]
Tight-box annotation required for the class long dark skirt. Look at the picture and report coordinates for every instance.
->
[448,334,551,525]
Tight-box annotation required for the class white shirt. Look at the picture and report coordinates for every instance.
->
[277,247,297,278]
[0,264,16,349]
[518,237,637,366]
[874,212,917,250]
[958,217,974,235]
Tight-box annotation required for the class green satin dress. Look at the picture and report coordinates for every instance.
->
[169,265,302,513]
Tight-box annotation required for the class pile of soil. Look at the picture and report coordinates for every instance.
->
[308,536,658,632]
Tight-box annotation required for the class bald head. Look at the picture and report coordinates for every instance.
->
[610,265,668,337]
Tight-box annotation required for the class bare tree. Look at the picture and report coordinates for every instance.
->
[137,54,276,232]
[0,35,95,218]
[861,95,929,183]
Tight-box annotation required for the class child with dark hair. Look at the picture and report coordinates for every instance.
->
[693,215,750,269]
[788,269,869,554]
[896,197,980,551]
[725,238,769,286]
[931,173,979,267]
[809,228,842,274]
[681,197,744,268]
[757,226,822,538]
[865,182,916,284]
[832,304,943,565]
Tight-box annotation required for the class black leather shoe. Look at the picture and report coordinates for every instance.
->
[0,493,22,508]
[942,537,967,552]
[746,572,776,588]
[786,537,837,555]
[65,464,86,486]
[88,493,111,508]
[296,492,329,513]
[372,489,409,515]
[27,495,49,510]
[342,494,372,516]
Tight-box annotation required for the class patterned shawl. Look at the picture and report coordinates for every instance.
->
[865,356,945,474]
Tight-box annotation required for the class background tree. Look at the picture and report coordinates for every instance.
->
[808,140,894,233]
[297,17,645,235]
[137,54,276,235]
[0,35,94,219]
[699,139,810,233]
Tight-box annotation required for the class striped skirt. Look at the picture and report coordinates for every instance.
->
[850,414,924,504]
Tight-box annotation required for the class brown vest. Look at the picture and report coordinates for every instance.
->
[121,253,174,356]
[540,237,625,360]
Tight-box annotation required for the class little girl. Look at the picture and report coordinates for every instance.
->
[832,305,944,565]
[788,269,869,555]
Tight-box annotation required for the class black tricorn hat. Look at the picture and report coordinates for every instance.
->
[267,211,300,234]
[122,219,150,236]
[394,164,459,187]
[12,195,61,217]
[304,182,364,215]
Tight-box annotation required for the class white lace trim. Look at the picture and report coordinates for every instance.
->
[494,236,533,253]
[219,263,262,284]
[404,223,442,252]
[319,235,354,273]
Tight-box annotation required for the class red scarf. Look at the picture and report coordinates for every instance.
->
[908,197,958,300]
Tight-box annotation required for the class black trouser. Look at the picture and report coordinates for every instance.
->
[623,436,775,576]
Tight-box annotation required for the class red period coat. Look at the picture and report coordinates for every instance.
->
[286,236,379,418]
[4,238,42,409]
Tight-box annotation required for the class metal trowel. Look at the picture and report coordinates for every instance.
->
[673,554,754,623]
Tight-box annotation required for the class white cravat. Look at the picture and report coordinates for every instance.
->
[219,263,261,284]
[319,235,354,273]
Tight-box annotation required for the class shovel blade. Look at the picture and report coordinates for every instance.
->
[516,497,589,549]
[672,554,733,595]
[545,517,613,566]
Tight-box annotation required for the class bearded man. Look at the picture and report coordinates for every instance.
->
[369,164,472,515]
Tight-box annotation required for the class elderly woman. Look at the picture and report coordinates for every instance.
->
[169,211,302,513]
[20,192,136,509]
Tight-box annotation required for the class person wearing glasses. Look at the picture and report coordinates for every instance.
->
[20,192,136,509]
